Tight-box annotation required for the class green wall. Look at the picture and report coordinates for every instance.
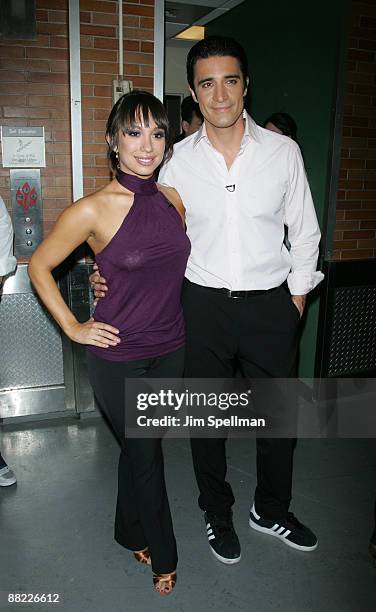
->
[207,0,344,376]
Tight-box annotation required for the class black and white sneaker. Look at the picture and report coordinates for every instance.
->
[204,511,241,564]
[249,504,318,551]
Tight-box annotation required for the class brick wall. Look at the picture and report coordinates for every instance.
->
[0,0,154,249]
[332,0,376,260]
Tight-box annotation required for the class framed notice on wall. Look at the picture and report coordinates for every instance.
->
[1,126,46,168]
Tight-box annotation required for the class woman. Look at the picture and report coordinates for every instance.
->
[28,91,190,595]
[264,112,298,141]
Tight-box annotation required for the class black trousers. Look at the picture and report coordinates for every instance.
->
[87,347,184,574]
[182,279,300,520]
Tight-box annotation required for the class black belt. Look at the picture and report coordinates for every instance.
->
[189,281,279,299]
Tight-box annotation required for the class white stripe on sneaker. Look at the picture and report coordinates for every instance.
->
[249,516,318,552]
[208,534,215,541]
[251,504,261,520]
[276,526,286,535]
[207,529,213,535]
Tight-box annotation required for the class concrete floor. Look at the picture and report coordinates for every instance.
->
[0,417,375,612]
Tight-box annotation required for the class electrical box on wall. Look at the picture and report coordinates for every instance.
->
[112,79,133,105]
[10,169,43,258]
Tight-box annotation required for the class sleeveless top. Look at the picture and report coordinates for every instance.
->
[86,169,191,362]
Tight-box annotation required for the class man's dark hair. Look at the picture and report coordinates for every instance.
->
[187,36,249,92]
[264,112,298,142]
[181,95,203,123]
[106,90,173,171]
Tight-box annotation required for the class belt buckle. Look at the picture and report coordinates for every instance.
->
[228,289,241,299]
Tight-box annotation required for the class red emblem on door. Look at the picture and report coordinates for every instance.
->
[16,182,37,212]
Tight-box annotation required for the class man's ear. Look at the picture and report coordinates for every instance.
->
[243,77,250,98]
[189,87,198,103]
[182,120,190,135]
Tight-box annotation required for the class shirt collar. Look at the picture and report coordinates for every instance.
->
[193,121,207,148]
[243,111,261,145]
[193,110,261,149]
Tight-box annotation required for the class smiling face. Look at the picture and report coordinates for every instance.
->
[111,114,166,179]
[190,55,248,131]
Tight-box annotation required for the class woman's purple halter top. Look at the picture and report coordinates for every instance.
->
[87,169,190,361]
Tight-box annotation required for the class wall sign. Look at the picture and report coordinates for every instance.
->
[1,126,46,168]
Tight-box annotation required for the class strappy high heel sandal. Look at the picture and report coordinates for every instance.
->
[152,571,177,596]
[133,547,151,566]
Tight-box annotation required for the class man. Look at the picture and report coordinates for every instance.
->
[174,95,203,143]
[92,36,323,564]
[0,195,17,487]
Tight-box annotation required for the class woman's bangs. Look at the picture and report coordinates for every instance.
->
[119,99,166,132]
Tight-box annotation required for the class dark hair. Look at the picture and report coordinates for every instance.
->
[106,90,173,172]
[187,36,249,92]
[264,112,298,142]
[180,95,203,124]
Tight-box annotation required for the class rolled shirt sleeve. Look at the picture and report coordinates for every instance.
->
[0,196,17,277]
[284,144,324,295]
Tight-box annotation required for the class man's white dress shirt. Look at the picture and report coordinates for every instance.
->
[0,196,17,277]
[159,113,323,295]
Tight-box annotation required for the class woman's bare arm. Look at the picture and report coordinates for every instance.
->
[28,199,119,347]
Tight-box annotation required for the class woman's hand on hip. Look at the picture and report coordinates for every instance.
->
[65,319,120,347]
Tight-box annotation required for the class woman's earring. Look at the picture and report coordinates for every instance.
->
[115,150,119,169]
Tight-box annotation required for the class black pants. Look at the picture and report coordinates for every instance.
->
[87,347,184,574]
[182,280,300,520]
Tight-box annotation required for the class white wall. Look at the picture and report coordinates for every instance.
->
[165,43,193,97]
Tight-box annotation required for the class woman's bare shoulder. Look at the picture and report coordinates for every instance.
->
[72,180,126,215]
[157,184,181,203]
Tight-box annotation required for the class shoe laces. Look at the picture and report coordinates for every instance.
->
[208,513,234,535]
[286,512,303,529]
